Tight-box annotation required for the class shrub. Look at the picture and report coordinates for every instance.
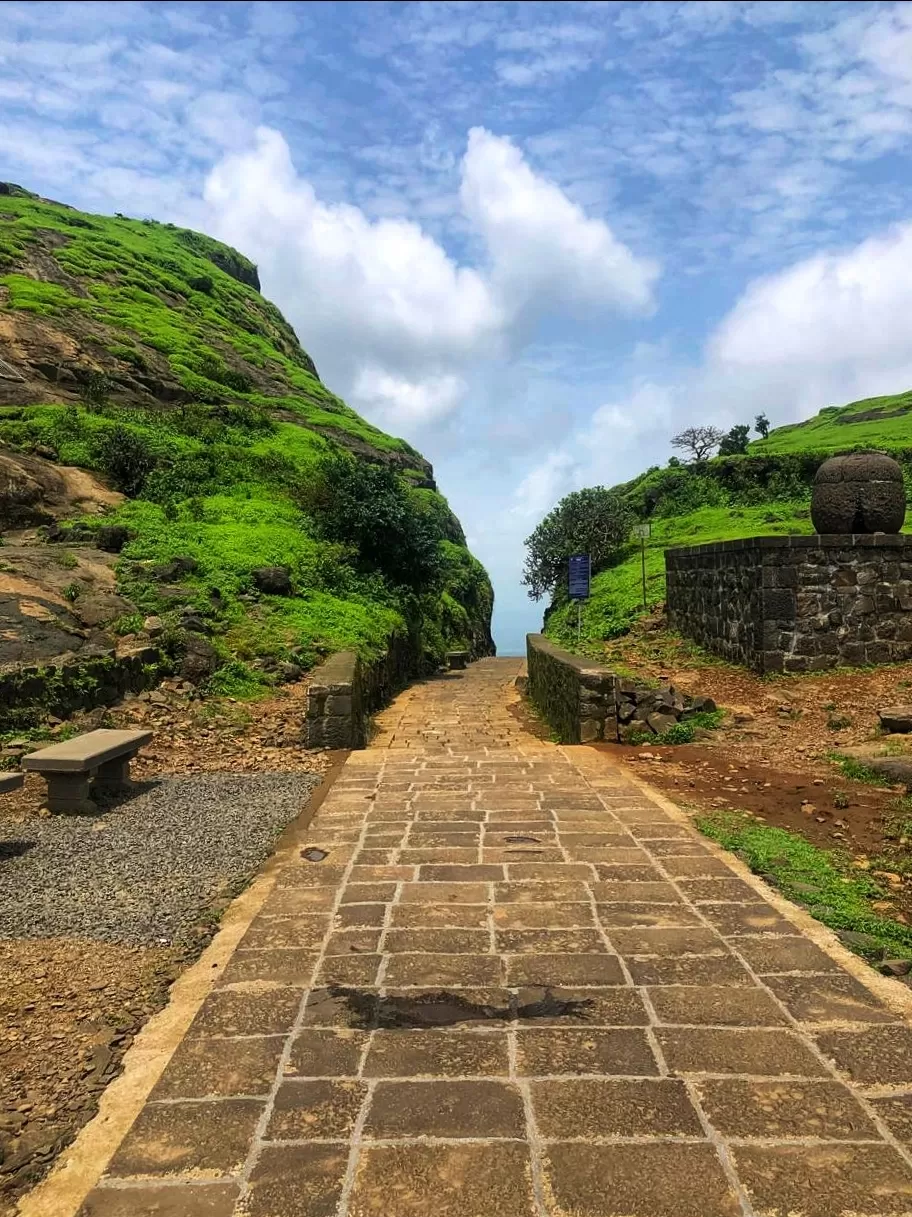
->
[522,486,634,601]
[79,370,111,411]
[93,425,158,496]
[188,274,214,293]
[300,452,443,592]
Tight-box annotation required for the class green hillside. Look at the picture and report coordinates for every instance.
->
[751,391,912,455]
[0,184,494,693]
[544,391,912,653]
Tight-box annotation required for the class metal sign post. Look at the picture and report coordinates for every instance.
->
[632,522,651,610]
[568,554,591,644]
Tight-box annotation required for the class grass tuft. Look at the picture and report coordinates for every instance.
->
[697,810,912,961]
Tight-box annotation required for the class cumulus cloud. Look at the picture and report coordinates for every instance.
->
[709,221,912,374]
[200,124,657,430]
[351,368,467,429]
[460,128,659,325]
[513,214,912,531]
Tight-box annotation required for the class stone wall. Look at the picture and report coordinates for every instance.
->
[0,644,168,731]
[525,634,715,744]
[666,534,912,674]
[304,632,414,750]
[526,634,618,744]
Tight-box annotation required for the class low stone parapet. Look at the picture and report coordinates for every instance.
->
[0,645,168,732]
[303,650,364,749]
[666,533,912,673]
[304,632,414,750]
[526,634,618,744]
[526,633,714,744]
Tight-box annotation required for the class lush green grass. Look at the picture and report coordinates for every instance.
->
[546,501,811,647]
[829,753,898,788]
[697,810,912,961]
[752,390,912,455]
[0,191,493,683]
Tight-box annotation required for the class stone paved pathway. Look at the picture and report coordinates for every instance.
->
[78,659,912,1216]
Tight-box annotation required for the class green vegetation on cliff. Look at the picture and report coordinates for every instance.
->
[0,186,494,689]
[541,392,912,653]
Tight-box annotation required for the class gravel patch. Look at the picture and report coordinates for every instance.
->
[0,771,320,945]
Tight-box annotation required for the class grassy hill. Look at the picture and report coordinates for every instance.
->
[0,183,493,695]
[544,391,912,653]
[751,390,912,455]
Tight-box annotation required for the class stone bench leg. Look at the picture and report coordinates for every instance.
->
[45,773,97,814]
[94,755,133,788]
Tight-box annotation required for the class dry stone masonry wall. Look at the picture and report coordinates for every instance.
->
[526,634,713,744]
[666,534,912,674]
[0,644,167,732]
[304,632,414,749]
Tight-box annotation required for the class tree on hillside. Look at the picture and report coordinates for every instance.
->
[670,425,725,462]
[300,452,442,592]
[522,486,633,601]
[718,424,751,456]
[755,412,771,438]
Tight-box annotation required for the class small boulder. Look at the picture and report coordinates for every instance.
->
[860,757,912,789]
[623,718,651,739]
[688,695,718,714]
[878,706,912,734]
[252,566,293,596]
[879,958,912,977]
[180,634,219,685]
[646,711,678,735]
[96,525,130,553]
[835,929,885,958]
[278,661,304,683]
[179,611,210,635]
[142,615,164,638]
[153,556,199,582]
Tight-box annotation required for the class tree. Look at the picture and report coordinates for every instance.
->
[670,425,725,462]
[300,452,442,592]
[522,486,633,601]
[718,424,751,456]
[755,412,771,439]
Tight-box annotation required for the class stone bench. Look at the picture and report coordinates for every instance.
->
[446,650,470,671]
[23,728,153,813]
[0,772,24,795]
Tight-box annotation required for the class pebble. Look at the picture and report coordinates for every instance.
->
[0,771,319,946]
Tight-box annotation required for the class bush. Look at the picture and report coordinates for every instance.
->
[79,370,111,411]
[522,486,634,601]
[300,452,443,592]
[93,425,158,496]
[188,274,213,293]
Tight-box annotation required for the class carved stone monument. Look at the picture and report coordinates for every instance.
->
[811,451,906,535]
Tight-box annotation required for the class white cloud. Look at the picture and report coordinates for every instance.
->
[707,219,912,413]
[352,368,467,429]
[460,128,659,326]
[511,451,577,522]
[199,124,657,430]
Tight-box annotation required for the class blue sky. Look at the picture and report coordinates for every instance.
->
[3,1,912,654]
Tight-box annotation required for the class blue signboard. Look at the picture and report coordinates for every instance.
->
[568,553,591,600]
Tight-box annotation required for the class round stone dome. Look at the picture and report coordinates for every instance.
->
[810,451,906,534]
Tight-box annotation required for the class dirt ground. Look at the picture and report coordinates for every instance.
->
[587,614,912,920]
[0,677,330,1215]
